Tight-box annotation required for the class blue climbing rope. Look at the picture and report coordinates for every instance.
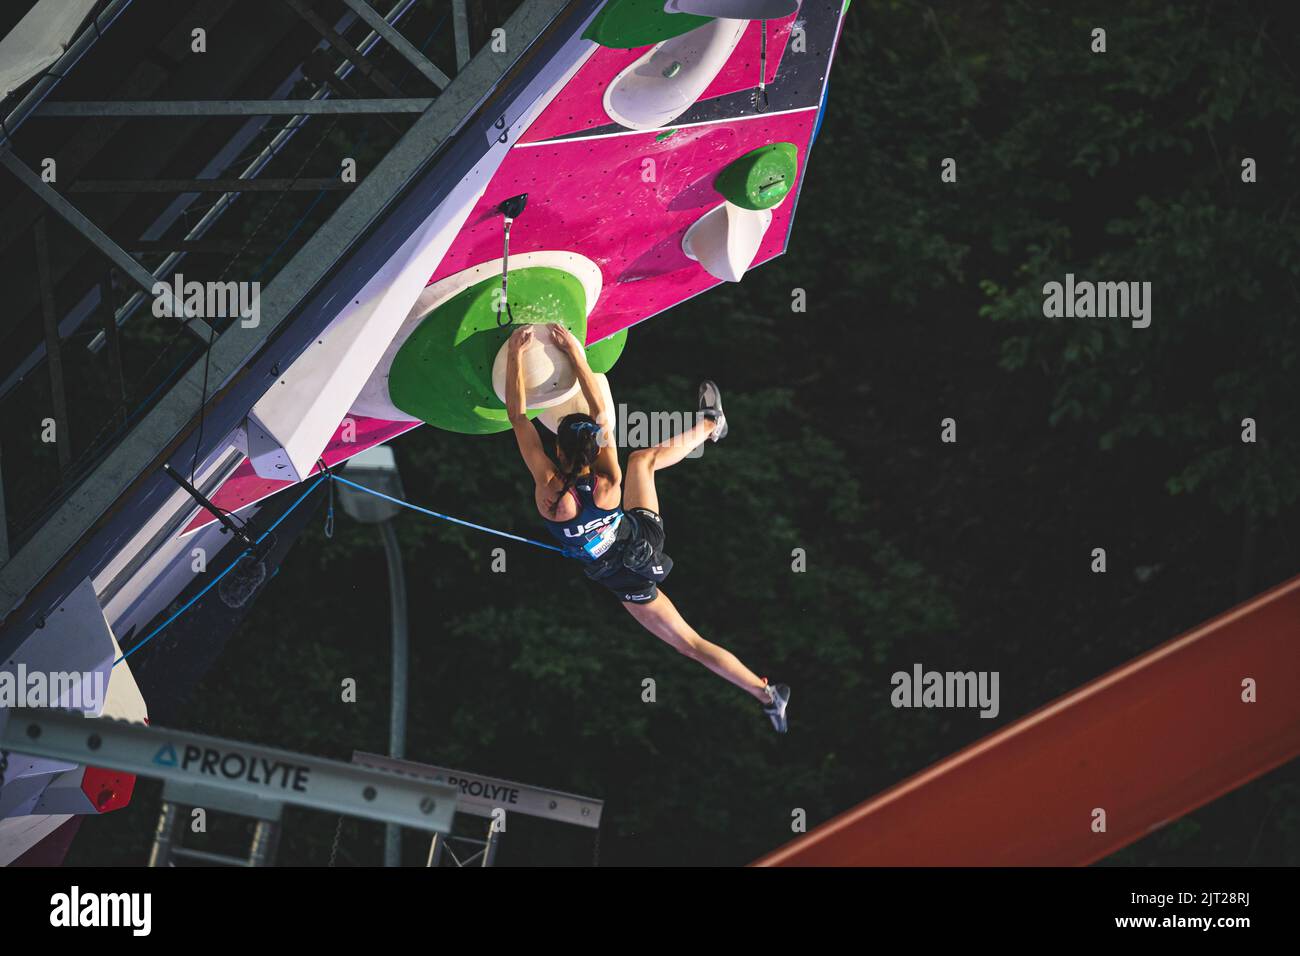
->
[113,470,573,667]
[330,475,569,556]
[114,472,331,665]
[114,550,249,666]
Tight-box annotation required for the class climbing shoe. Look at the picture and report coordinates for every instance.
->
[762,681,790,733]
[698,380,728,442]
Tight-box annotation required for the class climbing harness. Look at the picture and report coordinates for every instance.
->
[579,510,659,582]
[497,193,529,327]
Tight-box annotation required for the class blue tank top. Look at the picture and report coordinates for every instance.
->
[542,474,624,561]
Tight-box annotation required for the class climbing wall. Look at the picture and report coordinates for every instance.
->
[189,0,848,532]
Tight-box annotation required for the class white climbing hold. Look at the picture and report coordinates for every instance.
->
[682,201,774,282]
[603,18,748,131]
[665,0,800,18]
[490,333,582,410]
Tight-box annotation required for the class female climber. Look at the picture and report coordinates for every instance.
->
[505,323,791,733]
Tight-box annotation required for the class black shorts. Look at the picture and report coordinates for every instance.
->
[592,508,672,604]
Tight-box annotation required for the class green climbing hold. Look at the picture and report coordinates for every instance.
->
[584,327,627,374]
[714,142,799,210]
[387,268,626,435]
[584,0,712,49]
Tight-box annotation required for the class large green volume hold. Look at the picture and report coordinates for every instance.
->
[584,0,712,49]
[388,268,627,435]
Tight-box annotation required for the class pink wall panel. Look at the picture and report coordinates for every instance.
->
[434,111,816,343]
[520,16,794,143]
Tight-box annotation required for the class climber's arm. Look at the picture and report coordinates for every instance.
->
[505,326,555,488]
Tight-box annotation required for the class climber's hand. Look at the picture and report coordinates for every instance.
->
[508,324,535,354]
[548,323,585,360]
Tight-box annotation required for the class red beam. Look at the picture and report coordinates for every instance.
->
[755,574,1300,866]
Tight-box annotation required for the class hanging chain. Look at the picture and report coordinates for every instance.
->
[498,216,515,327]
[753,21,770,112]
[496,194,527,326]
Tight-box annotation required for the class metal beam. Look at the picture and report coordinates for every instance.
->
[0,0,305,386]
[281,0,404,97]
[0,149,213,340]
[35,219,73,474]
[124,238,303,254]
[36,98,432,116]
[341,0,452,90]
[301,50,404,137]
[1,709,459,833]
[88,0,421,355]
[0,1,422,397]
[452,0,472,69]
[69,178,352,194]
[98,276,128,429]
[353,752,605,828]
[0,0,135,148]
